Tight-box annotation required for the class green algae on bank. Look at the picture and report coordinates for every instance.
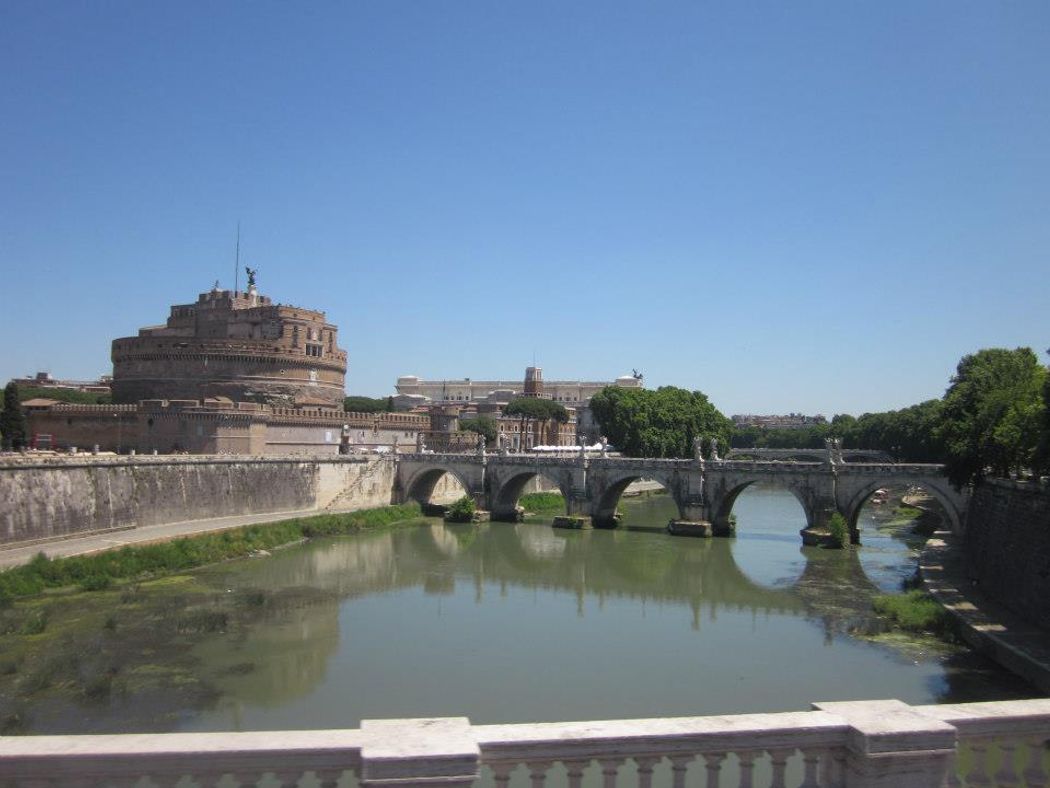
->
[0,503,424,605]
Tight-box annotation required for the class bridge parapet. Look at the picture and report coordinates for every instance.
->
[588,457,694,470]
[714,460,825,472]
[837,462,945,474]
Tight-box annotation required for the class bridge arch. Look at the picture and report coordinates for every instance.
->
[710,479,818,533]
[591,470,685,526]
[841,476,963,536]
[490,469,573,520]
[402,465,473,508]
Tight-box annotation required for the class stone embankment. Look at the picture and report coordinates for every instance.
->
[0,454,474,550]
[921,477,1050,693]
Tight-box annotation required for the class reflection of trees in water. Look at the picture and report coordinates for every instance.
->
[197,508,1023,716]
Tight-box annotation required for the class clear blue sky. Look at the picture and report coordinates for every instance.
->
[2,2,1047,416]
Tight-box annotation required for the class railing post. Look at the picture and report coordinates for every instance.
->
[814,700,957,788]
[360,717,479,788]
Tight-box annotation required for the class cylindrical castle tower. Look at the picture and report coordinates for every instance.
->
[111,286,347,407]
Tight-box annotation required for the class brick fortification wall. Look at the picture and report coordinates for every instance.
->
[965,478,1050,629]
[0,456,399,546]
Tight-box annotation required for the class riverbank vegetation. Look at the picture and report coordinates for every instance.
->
[0,503,423,606]
[519,492,566,512]
[444,496,477,523]
[872,590,956,640]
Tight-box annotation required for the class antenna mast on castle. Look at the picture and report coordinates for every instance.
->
[234,222,241,292]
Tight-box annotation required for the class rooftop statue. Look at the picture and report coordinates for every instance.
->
[245,267,257,288]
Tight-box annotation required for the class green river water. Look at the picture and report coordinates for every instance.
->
[0,484,1037,735]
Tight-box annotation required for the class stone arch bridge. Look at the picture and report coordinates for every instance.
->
[394,453,967,541]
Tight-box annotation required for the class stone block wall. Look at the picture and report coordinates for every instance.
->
[0,456,380,546]
[965,478,1050,629]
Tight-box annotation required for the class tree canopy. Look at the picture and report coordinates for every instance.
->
[344,395,393,414]
[0,383,28,450]
[459,415,498,443]
[503,397,569,423]
[589,385,731,458]
[937,347,1046,487]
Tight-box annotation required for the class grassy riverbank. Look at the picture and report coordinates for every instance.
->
[0,503,423,605]
[872,589,956,640]
[519,492,566,512]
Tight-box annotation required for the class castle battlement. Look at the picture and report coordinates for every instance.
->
[111,286,347,408]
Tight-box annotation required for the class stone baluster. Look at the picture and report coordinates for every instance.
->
[198,771,239,787]
[527,760,553,788]
[964,739,992,787]
[273,770,303,788]
[634,756,659,788]
[668,755,693,788]
[564,759,589,788]
[598,757,623,788]
[490,762,515,788]
[701,752,725,788]
[314,769,344,788]
[767,748,793,788]
[993,739,1021,787]
[227,773,262,787]
[736,751,756,788]
[798,748,821,788]
[1024,738,1049,788]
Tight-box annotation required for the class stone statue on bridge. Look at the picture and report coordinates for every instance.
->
[476,434,486,457]
[709,437,720,462]
[600,436,608,457]
[693,436,704,464]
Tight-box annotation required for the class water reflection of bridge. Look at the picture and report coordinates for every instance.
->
[197,518,902,715]
[224,518,889,628]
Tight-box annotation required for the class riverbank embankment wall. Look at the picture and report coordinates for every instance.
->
[0,456,401,546]
[964,478,1050,629]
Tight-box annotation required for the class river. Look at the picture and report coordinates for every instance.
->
[0,484,1036,735]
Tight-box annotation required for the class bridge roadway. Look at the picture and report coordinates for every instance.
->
[396,452,967,541]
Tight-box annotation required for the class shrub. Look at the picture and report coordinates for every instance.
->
[445,496,477,523]
[873,590,955,638]
[827,513,848,549]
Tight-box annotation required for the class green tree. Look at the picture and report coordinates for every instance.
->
[504,398,569,447]
[344,395,392,414]
[459,415,498,444]
[938,347,1046,488]
[837,400,945,462]
[1,382,28,450]
[589,386,730,458]
[1036,350,1050,475]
